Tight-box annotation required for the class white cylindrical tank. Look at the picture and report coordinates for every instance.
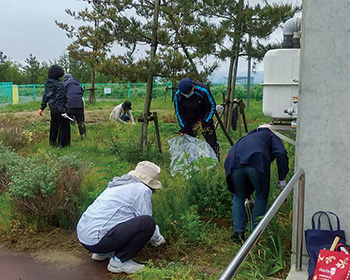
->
[262,49,300,120]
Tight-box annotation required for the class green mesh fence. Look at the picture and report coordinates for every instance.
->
[0,82,13,104]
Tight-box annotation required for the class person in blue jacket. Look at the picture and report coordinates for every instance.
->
[77,161,165,274]
[174,78,220,159]
[224,124,289,241]
[63,74,86,139]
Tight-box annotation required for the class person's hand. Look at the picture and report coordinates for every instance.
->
[150,235,165,247]
[277,180,287,191]
[38,109,43,115]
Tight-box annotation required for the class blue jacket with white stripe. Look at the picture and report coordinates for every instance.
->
[174,81,216,134]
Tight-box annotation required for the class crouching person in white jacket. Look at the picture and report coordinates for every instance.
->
[77,161,165,274]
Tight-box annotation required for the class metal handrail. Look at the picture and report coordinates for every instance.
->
[219,168,305,280]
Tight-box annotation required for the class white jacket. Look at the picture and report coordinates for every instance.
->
[77,175,161,246]
[109,103,135,124]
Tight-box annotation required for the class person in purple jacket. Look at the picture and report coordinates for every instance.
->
[64,74,86,139]
[224,124,289,242]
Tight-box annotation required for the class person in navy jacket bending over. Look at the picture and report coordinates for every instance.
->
[224,124,289,242]
[174,78,220,159]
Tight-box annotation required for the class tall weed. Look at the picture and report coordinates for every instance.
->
[0,125,32,150]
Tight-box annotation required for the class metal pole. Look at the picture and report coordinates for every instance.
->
[219,168,305,280]
[295,173,305,271]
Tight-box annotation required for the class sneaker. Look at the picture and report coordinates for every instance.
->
[231,232,246,243]
[107,257,145,274]
[91,252,115,261]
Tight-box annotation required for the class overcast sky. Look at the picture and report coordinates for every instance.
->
[0,0,301,76]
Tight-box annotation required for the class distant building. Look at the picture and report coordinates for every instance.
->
[236,76,255,85]
[218,76,255,85]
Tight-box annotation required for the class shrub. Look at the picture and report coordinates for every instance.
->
[99,122,170,166]
[0,144,89,229]
[186,164,232,219]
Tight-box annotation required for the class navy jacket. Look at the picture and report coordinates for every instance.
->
[174,81,216,134]
[41,79,67,114]
[64,78,84,109]
[224,127,289,193]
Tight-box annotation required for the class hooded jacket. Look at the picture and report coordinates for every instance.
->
[174,81,216,134]
[224,127,289,194]
[64,77,84,109]
[40,79,67,114]
[77,175,161,246]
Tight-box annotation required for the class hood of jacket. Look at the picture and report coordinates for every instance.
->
[45,78,59,90]
[64,78,81,87]
[107,174,142,188]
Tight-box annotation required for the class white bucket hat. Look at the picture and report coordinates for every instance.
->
[128,161,162,189]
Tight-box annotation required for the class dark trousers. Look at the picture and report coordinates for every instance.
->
[49,112,70,147]
[68,108,86,137]
[82,216,155,262]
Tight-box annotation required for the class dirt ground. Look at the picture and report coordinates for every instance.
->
[0,108,177,127]
[0,227,222,280]
[0,228,121,280]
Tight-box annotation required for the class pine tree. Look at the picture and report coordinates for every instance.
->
[55,0,115,103]
[24,54,41,84]
[202,0,299,131]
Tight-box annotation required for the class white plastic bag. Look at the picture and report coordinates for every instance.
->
[168,134,217,176]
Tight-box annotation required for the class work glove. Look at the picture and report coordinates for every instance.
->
[277,180,287,191]
[149,235,165,247]
[61,113,74,122]
[38,109,43,115]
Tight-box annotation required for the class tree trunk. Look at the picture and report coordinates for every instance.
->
[224,55,235,129]
[89,65,96,104]
[247,35,252,109]
[140,0,161,153]
[227,50,239,132]
[226,0,244,132]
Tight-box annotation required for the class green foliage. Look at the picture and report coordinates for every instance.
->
[0,193,13,233]
[179,207,211,244]
[186,164,232,218]
[0,98,296,278]
[129,261,217,280]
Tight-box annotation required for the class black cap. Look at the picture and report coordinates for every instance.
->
[122,101,132,110]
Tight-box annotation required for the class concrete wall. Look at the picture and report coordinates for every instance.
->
[291,0,350,270]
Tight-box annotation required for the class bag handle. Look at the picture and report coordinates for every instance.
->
[311,211,331,230]
[318,211,341,231]
[336,243,350,254]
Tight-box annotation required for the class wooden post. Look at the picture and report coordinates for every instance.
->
[153,112,162,153]
[215,111,234,146]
